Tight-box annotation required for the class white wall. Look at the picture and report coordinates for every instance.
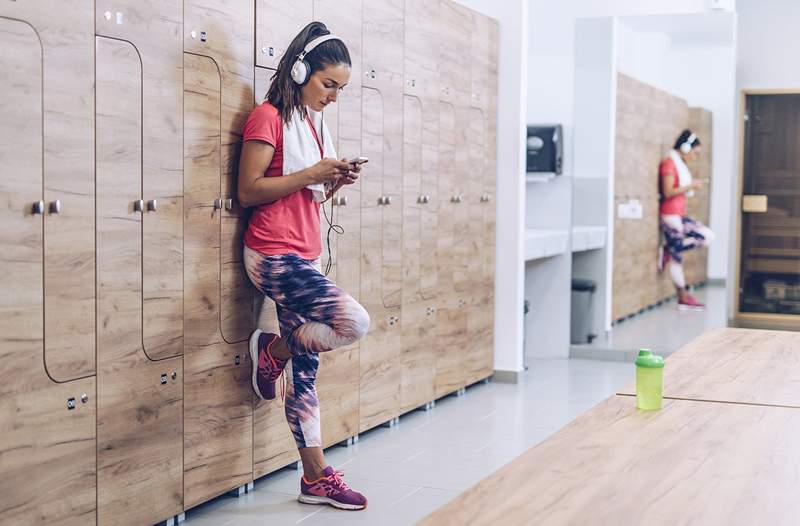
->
[528,0,736,281]
[455,0,529,374]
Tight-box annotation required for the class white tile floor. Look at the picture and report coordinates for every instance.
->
[184,290,726,525]
[570,283,728,361]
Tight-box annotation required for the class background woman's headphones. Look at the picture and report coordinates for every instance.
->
[680,132,698,154]
[291,34,343,86]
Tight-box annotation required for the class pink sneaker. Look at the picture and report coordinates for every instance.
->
[249,329,287,400]
[678,294,705,311]
[298,467,367,511]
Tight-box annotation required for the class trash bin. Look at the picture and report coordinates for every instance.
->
[571,279,597,344]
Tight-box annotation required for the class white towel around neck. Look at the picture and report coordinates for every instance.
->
[283,107,337,203]
[669,149,693,189]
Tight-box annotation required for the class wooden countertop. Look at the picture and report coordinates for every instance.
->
[419,395,800,526]
[618,327,800,407]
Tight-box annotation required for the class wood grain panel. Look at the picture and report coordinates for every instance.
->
[256,0,313,69]
[96,37,183,526]
[421,395,800,526]
[95,0,185,361]
[185,0,256,344]
[314,0,364,445]
[0,0,96,381]
[359,86,401,432]
[0,19,97,525]
[184,52,254,508]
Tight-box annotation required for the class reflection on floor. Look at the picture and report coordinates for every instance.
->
[570,283,728,361]
[184,359,633,526]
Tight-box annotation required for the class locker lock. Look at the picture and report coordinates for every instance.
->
[378,196,393,206]
[387,316,399,326]
[32,200,45,215]
[261,46,277,57]
[235,355,241,366]
[458,299,466,308]
[406,79,416,88]
[171,371,178,381]
[417,195,430,205]
[426,307,435,316]
[333,196,348,207]
[67,397,76,410]
[365,67,376,79]
[160,373,168,385]
[81,393,89,404]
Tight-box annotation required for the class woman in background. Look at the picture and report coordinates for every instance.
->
[658,129,714,311]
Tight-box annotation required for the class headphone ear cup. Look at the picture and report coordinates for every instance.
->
[680,142,692,154]
[291,59,308,85]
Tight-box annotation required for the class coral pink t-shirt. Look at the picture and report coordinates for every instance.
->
[242,102,322,260]
[659,157,686,216]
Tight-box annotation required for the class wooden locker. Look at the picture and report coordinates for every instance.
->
[186,0,256,344]
[95,0,184,361]
[401,0,439,413]
[256,0,313,69]
[359,0,404,432]
[435,0,471,398]
[96,37,183,526]
[315,0,363,447]
[249,67,302,473]
[184,53,254,509]
[0,18,97,525]
[0,0,96,382]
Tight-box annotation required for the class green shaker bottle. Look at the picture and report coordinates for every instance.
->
[635,349,665,410]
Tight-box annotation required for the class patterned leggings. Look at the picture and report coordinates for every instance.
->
[660,214,714,289]
[244,246,370,449]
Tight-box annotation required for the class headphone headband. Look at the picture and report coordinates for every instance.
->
[297,34,342,61]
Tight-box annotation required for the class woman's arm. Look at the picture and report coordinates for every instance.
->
[237,140,349,208]
[661,173,700,199]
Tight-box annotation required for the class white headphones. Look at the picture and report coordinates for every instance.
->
[291,34,343,86]
[679,132,697,154]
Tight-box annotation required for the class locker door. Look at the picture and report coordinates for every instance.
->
[435,101,468,397]
[96,0,184,360]
[359,0,404,433]
[0,18,97,525]
[250,65,300,477]
[401,0,439,413]
[184,53,254,508]
[0,1,96,382]
[96,37,183,526]
[256,0,313,69]
[315,0,363,447]
[186,0,256,344]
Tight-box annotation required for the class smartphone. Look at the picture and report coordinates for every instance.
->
[349,156,369,167]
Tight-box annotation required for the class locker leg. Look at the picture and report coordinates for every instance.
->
[175,513,186,524]
[424,401,435,411]
[164,518,175,526]
[338,435,359,447]
[285,461,302,472]
[227,485,247,498]
[246,482,254,493]
[482,377,492,385]
[381,417,400,428]
[456,388,466,397]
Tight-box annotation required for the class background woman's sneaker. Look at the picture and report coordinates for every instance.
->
[249,329,286,400]
[298,467,367,510]
[678,294,705,311]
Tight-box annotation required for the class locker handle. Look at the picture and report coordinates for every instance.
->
[224,198,233,210]
[147,199,158,212]
[49,199,62,214]
[385,196,392,206]
[339,196,348,207]
[133,199,144,213]
[32,200,45,215]
[213,198,223,210]
[742,195,768,213]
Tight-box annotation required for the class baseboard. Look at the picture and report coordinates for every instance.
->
[706,278,726,287]
[492,369,521,384]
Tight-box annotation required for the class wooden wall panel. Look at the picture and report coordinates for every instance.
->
[184,52,254,509]
[0,0,96,382]
[256,0,313,69]
[95,0,185,361]
[185,0,256,344]
[314,0,363,447]
[0,19,97,525]
[614,74,712,320]
[96,37,183,526]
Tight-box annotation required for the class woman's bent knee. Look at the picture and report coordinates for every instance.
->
[339,298,370,342]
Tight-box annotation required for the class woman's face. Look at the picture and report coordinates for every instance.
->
[684,145,702,162]
[301,64,351,112]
